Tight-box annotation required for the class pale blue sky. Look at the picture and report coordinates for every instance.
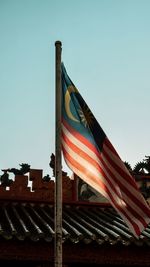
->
[0,0,150,177]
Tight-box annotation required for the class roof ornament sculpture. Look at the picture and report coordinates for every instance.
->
[133,156,150,174]
[49,153,67,177]
[0,163,30,186]
[0,170,13,187]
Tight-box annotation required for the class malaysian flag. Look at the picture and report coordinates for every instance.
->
[61,63,150,237]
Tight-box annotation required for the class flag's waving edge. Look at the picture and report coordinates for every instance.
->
[61,63,150,238]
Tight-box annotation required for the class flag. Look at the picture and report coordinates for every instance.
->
[61,63,150,237]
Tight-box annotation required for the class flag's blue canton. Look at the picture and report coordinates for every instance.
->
[61,63,106,152]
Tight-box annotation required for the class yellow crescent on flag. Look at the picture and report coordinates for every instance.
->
[65,85,79,122]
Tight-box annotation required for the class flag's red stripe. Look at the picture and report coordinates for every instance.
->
[102,148,140,198]
[102,146,150,216]
[104,139,138,187]
[100,153,149,227]
[62,119,100,156]
[62,144,109,193]
[103,141,147,196]
[100,153,150,221]
[104,137,121,157]
[62,131,102,171]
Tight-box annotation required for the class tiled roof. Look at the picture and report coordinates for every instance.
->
[1,202,150,246]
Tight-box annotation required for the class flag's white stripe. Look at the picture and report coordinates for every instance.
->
[62,137,144,232]
[99,153,150,225]
[62,123,149,218]
[63,152,107,199]
[62,137,108,198]
[62,123,99,160]
[62,136,127,203]
[101,152,150,223]
[103,141,135,179]
[101,142,148,201]
[63,148,139,237]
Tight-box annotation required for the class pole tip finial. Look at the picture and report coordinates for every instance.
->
[55,40,62,46]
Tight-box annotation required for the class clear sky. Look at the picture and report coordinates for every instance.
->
[0,0,150,178]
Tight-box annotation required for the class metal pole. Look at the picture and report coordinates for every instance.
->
[55,40,62,267]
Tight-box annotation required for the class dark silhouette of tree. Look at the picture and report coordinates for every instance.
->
[42,174,51,182]
[8,163,30,175]
[144,156,150,173]
[124,161,132,172]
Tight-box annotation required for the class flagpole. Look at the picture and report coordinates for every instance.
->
[55,40,62,267]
